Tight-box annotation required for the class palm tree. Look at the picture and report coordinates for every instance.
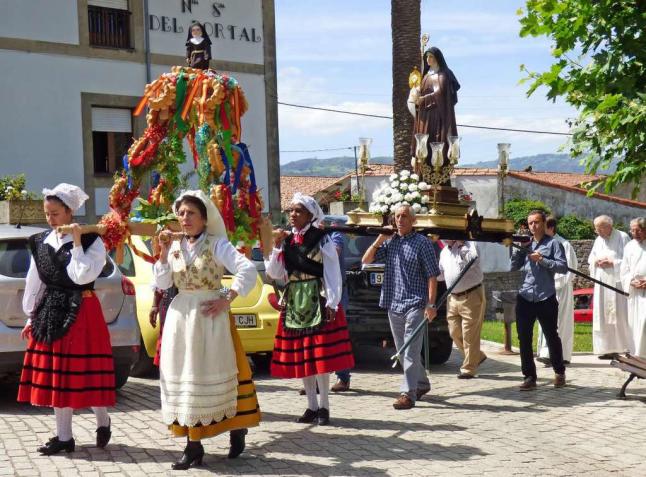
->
[391,0,420,173]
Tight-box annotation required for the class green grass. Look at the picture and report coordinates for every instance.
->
[481,320,592,353]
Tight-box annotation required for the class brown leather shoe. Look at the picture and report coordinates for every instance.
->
[554,373,566,388]
[519,377,537,391]
[393,394,414,410]
[416,386,431,400]
[331,380,350,392]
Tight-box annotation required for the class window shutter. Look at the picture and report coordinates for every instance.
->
[88,0,128,10]
[91,107,132,133]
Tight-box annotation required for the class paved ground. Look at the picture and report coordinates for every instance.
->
[1,342,645,477]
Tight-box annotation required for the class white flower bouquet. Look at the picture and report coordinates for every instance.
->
[369,169,431,216]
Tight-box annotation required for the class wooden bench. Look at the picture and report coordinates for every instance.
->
[610,354,646,399]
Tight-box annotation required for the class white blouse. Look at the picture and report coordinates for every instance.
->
[264,225,342,311]
[152,234,257,297]
[23,231,107,317]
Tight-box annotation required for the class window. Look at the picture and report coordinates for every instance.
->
[88,1,131,49]
[92,107,132,175]
[108,244,135,277]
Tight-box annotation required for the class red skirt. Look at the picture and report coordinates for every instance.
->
[18,293,116,409]
[271,306,355,379]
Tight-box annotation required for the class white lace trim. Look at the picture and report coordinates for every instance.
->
[162,405,238,427]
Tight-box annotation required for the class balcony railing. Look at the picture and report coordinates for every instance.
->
[88,6,131,49]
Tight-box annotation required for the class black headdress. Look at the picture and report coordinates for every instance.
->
[185,22,212,47]
[423,46,460,105]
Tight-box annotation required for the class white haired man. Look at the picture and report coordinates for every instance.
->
[588,215,631,359]
[621,217,646,358]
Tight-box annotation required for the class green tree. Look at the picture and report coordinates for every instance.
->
[391,0,421,172]
[503,198,551,227]
[518,1,646,198]
[556,215,596,240]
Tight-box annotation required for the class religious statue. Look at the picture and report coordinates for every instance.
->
[185,22,212,70]
[408,47,460,180]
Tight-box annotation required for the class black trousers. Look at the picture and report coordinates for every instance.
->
[515,294,565,379]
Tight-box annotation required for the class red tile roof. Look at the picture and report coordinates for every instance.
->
[279,176,345,211]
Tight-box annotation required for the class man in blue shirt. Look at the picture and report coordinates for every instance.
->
[511,210,568,390]
[363,204,439,409]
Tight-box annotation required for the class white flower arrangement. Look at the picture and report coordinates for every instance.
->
[370,169,428,216]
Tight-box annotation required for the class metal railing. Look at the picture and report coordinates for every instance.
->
[88,6,131,49]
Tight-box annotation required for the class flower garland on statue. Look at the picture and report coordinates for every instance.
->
[369,169,432,216]
[98,66,261,261]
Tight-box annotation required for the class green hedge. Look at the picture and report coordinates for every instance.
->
[557,215,596,240]
[503,198,551,227]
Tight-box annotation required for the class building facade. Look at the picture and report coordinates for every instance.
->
[0,0,279,220]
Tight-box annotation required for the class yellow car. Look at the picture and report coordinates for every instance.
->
[111,235,281,376]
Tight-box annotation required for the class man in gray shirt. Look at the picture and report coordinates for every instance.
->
[511,210,568,390]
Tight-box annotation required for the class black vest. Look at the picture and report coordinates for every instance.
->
[28,231,100,343]
[283,227,326,278]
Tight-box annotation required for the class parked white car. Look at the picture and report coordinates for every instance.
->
[0,224,139,388]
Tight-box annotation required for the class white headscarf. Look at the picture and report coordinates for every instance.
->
[42,183,89,212]
[174,190,227,238]
[291,193,325,227]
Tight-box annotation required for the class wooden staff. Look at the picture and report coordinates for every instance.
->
[159,232,185,243]
[56,224,108,235]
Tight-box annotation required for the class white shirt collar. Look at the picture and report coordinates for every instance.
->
[44,230,72,251]
[292,223,312,235]
[190,37,204,45]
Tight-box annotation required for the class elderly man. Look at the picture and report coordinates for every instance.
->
[621,218,646,358]
[536,216,578,365]
[439,240,486,379]
[511,210,568,391]
[588,215,631,359]
[362,204,439,409]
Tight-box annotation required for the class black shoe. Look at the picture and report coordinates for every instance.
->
[96,418,111,448]
[317,408,330,426]
[38,436,75,455]
[228,429,248,459]
[598,353,618,360]
[296,408,318,423]
[536,357,551,364]
[172,441,204,470]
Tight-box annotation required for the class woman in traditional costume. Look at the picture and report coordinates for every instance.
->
[185,22,212,70]
[18,183,115,455]
[153,190,260,470]
[265,193,355,425]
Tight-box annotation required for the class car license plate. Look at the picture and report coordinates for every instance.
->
[234,314,257,328]
[369,272,384,286]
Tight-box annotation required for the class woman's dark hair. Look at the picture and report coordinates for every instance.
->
[177,196,208,221]
[186,22,212,46]
[423,46,461,105]
[44,195,71,212]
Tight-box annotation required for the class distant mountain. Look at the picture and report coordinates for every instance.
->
[280,153,610,177]
[280,156,393,177]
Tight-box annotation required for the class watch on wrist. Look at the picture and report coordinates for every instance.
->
[426,303,436,309]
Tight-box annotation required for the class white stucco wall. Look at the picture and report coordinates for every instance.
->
[0,49,145,190]
[505,177,645,225]
[0,0,79,45]
[149,0,264,65]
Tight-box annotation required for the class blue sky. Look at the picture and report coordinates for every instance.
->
[275,0,577,166]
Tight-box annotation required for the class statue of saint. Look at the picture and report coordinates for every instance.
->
[185,22,212,70]
[408,47,460,175]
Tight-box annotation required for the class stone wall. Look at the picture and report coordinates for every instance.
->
[483,270,523,320]
[570,239,594,289]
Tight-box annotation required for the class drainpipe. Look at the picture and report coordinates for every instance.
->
[143,0,151,83]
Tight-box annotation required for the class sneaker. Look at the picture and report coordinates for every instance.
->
[331,380,350,393]
[393,394,415,410]
[457,373,475,379]
[519,377,537,391]
[554,373,566,388]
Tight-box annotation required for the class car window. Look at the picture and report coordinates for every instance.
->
[108,244,135,277]
[345,235,374,259]
[99,256,115,277]
[574,294,591,310]
[251,247,263,261]
[0,239,30,278]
